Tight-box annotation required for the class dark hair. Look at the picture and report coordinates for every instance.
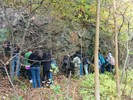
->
[34,50,43,58]
[76,51,80,55]
[73,54,77,57]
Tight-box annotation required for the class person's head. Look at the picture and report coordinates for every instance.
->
[82,53,86,57]
[14,43,20,49]
[27,48,33,52]
[73,53,77,58]
[67,54,70,57]
[64,54,70,59]
[108,53,112,57]
[34,50,43,58]
[4,40,10,45]
[76,51,80,55]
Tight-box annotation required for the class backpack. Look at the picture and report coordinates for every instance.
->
[110,57,115,65]
[75,57,81,67]
[63,59,68,66]
[98,54,105,64]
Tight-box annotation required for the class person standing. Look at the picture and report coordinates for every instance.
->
[61,54,70,78]
[106,52,115,72]
[98,53,105,73]
[24,49,32,83]
[28,50,43,88]
[41,50,52,87]
[75,51,83,77]
[11,44,20,77]
[83,54,90,75]
[71,54,81,77]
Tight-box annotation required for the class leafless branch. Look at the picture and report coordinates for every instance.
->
[0,60,19,100]
[30,0,45,15]
[65,71,71,100]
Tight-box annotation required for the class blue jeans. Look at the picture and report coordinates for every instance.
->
[101,64,105,73]
[26,69,32,80]
[80,63,83,76]
[49,72,53,84]
[30,66,41,88]
[11,54,20,77]
[107,64,111,72]
[49,72,52,80]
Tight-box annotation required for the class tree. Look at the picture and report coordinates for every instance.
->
[113,0,121,99]
[94,0,100,100]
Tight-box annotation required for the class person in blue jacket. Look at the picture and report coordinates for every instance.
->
[98,53,105,73]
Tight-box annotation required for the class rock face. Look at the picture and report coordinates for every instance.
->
[0,7,93,60]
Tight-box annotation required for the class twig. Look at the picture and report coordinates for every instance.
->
[72,83,77,100]
[0,60,19,100]
[65,71,71,100]
[15,16,32,76]
[129,80,133,99]
[30,0,45,15]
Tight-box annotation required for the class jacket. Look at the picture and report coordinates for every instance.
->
[28,52,42,67]
[41,53,52,71]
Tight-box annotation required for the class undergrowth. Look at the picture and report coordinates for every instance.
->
[79,70,133,100]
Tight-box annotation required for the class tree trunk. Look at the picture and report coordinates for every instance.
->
[113,0,121,99]
[29,0,32,13]
[94,0,100,100]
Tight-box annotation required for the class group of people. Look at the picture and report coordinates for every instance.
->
[61,51,115,78]
[24,49,54,88]
[2,40,115,88]
[3,41,56,88]
[98,52,115,73]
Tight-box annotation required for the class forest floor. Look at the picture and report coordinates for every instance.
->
[0,67,132,100]
[0,71,81,100]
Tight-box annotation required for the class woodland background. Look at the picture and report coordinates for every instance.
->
[0,0,133,100]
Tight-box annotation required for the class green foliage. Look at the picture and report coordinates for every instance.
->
[129,50,133,55]
[119,33,128,42]
[79,73,114,99]
[50,64,59,74]
[121,69,133,95]
[50,85,61,94]
[79,70,133,99]
[11,96,24,100]
[14,77,28,92]
[0,29,9,42]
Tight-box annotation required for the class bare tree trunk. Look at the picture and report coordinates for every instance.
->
[94,0,100,100]
[113,0,121,99]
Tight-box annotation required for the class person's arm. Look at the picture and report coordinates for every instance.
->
[28,53,34,64]
[71,57,76,63]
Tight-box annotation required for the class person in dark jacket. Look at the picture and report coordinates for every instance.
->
[28,50,43,88]
[83,54,90,75]
[3,41,11,57]
[61,54,70,78]
[41,51,52,86]
[11,44,21,77]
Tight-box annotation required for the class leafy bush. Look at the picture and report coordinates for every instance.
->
[79,70,133,100]
[120,69,133,96]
